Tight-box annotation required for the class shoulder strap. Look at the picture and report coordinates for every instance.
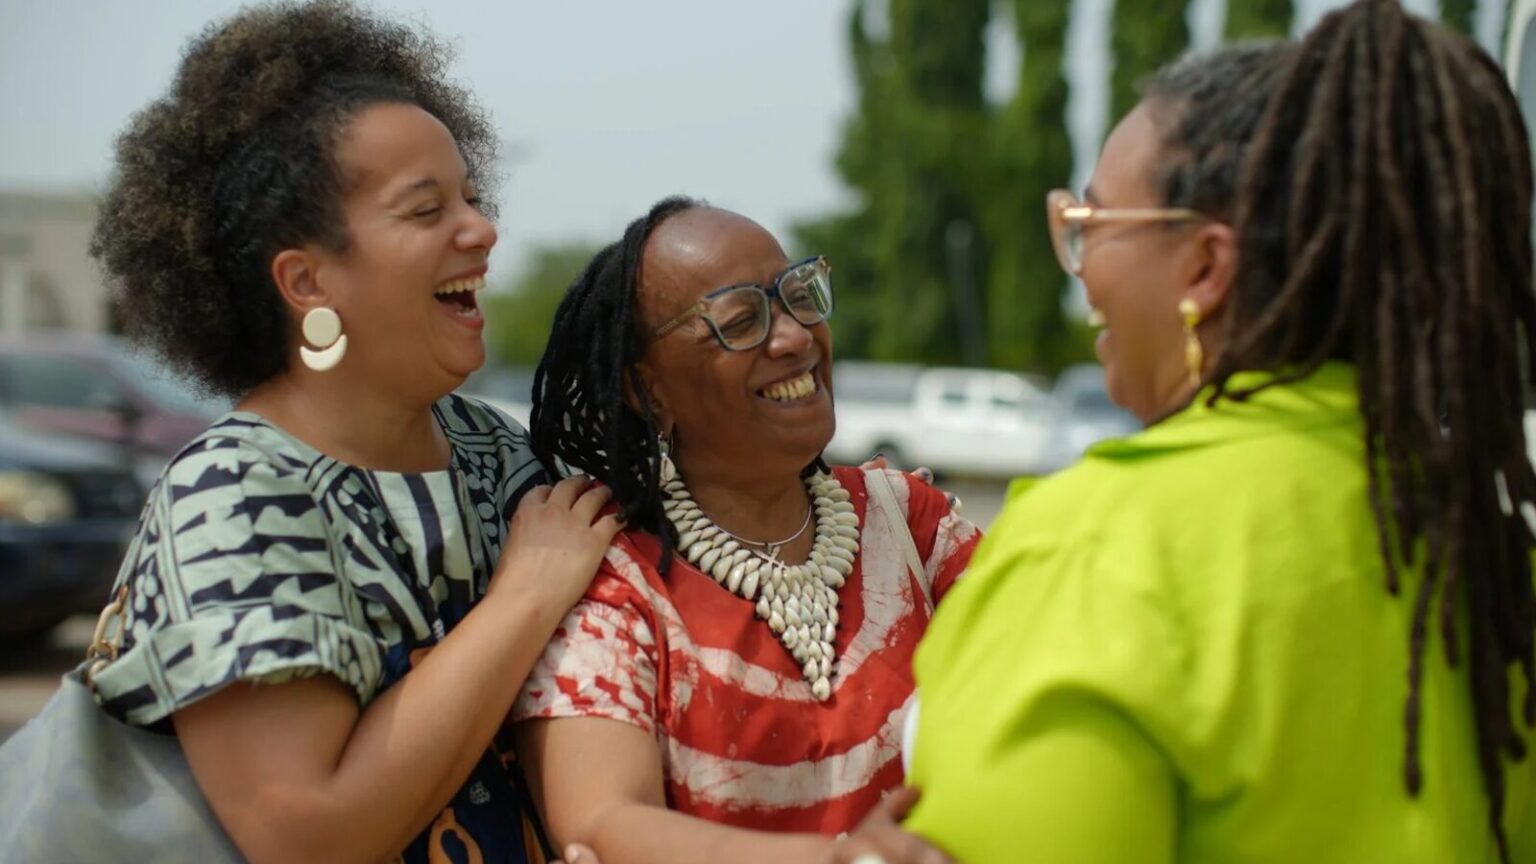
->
[865,469,931,610]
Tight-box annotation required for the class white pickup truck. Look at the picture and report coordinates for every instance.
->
[824,362,1057,478]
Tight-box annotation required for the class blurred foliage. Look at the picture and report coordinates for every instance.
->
[483,242,599,366]
[497,0,1489,377]
[1110,0,1190,121]
[1441,0,1475,35]
[1226,0,1295,39]
[795,0,1088,374]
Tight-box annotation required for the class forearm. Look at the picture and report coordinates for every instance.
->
[582,801,831,864]
[217,590,567,863]
[333,591,565,856]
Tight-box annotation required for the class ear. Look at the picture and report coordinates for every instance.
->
[622,359,672,434]
[1180,221,1239,321]
[270,246,334,318]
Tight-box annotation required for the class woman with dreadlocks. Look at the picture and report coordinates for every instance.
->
[906,4,1535,862]
[512,200,980,862]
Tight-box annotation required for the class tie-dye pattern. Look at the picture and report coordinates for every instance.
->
[515,468,980,834]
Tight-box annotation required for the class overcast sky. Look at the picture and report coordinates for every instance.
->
[0,0,1494,284]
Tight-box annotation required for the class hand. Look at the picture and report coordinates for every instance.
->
[489,475,623,615]
[557,843,600,864]
[824,788,952,864]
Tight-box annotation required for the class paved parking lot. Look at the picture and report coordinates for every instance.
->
[0,615,96,742]
[0,478,1011,742]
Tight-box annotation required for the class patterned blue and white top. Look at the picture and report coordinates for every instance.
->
[94,393,550,863]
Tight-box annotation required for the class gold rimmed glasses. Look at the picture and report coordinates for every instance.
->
[1046,189,1208,275]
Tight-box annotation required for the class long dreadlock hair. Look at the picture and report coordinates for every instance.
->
[1186,1,1534,857]
[529,196,701,569]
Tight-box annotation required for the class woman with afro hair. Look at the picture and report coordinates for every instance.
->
[86,3,614,862]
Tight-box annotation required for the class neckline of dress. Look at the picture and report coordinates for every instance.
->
[220,396,460,479]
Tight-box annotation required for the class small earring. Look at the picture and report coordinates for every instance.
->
[1179,298,1203,388]
[657,432,677,484]
[300,307,347,372]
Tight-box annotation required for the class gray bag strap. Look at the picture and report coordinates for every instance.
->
[865,469,932,611]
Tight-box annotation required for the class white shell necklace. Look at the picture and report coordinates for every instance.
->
[662,469,858,701]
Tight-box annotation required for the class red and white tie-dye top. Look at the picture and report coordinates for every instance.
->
[514,467,981,835]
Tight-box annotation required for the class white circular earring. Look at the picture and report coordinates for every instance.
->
[299,307,347,372]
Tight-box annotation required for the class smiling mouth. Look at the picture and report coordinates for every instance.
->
[435,275,485,317]
[758,370,818,403]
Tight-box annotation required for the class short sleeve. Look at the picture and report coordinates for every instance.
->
[512,566,661,736]
[904,522,1186,863]
[94,438,385,725]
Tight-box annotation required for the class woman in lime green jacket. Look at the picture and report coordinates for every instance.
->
[906,3,1536,862]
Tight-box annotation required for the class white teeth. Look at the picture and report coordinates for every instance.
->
[763,372,816,402]
[435,275,486,296]
[1087,308,1106,328]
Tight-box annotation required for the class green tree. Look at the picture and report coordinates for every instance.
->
[797,0,1087,373]
[1110,0,1190,121]
[483,242,600,367]
[981,0,1078,369]
[1441,0,1476,35]
[1225,0,1295,40]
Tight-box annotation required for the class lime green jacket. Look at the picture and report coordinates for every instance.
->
[907,363,1535,863]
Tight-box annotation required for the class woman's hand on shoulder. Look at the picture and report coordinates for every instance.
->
[824,788,953,864]
[490,475,623,616]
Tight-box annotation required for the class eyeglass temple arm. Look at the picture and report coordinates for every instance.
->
[652,301,708,338]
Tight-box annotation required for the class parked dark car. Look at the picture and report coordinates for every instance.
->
[0,333,226,485]
[0,413,143,640]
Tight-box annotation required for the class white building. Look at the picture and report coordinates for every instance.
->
[0,191,109,334]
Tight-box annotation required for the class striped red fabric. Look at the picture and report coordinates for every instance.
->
[516,467,980,834]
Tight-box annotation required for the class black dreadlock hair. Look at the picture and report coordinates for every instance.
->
[1141,41,1300,223]
[1173,2,1534,858]
[529,196,702,570]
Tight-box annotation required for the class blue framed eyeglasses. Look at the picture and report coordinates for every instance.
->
[651,256,833,351]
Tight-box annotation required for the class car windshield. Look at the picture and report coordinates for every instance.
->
[833,364,920,405]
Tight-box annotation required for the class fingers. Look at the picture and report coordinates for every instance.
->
[833,838,886,864]
[562,843,599,864]
[571,483,614,524]
[592,512,625,542]
[836,835,949,864]
[521,484,552,506]
[832,788,952,864]
[886,831,951,864]
[876,786,922,822]
[546,474,593,509]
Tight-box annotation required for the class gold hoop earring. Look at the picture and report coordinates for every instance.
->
[1179,299,1203,388]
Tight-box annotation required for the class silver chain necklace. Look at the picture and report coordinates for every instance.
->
[711,502,813,563]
